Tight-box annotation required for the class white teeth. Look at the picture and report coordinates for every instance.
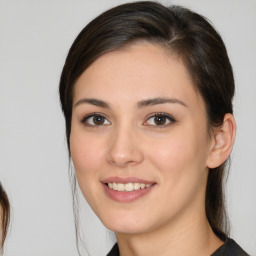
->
[113,183,117,190]
[117,183,125,191]
[107,182,152,191]
[134,183,141,190]
[125,183,133,192]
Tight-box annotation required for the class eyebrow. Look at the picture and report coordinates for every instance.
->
[74,97,187,109]
[137,98,187,108]
[74,98,110,108]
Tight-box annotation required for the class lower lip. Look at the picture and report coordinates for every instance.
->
[102,183,155,202]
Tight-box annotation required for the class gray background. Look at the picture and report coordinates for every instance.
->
[0,0,255,255]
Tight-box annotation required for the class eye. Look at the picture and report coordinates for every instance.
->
[144,113,175,126]
[82,114,111,126]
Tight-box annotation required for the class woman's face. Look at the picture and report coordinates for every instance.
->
[70,43,214,234]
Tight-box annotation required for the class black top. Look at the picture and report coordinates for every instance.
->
[107,238,249,256]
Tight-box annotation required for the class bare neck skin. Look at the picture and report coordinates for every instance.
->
[116,212,223,256]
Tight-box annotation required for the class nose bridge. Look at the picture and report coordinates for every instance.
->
[107,121,144,167]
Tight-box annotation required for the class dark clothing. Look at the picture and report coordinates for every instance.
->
[107,238,249,256]
[107,243,119,256]
[211,238,249,256]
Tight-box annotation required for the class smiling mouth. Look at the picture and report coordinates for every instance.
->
[107,182,152,192]
[102,180,155,202]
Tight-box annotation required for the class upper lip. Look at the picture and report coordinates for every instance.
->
[101,176,155,184]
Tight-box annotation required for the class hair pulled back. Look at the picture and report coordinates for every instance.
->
[59,1,234,242]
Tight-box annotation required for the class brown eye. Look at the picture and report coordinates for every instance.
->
[93,115,105,125]
[145,114,175,126]
[154,116,167,125]
[82,114,111,126]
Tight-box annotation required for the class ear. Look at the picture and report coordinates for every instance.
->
[206,113,236,169]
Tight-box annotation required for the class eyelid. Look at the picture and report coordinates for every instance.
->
[81,112,111,126]
[143,112,176,126]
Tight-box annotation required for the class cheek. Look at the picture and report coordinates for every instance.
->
[149,136,193,172]
[148,128,209,187]
[71,136,99,171]
[70,131,106,193]
[146,133,209,219]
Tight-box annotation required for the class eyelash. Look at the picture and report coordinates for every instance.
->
[144,113,176,127]
[81,113,110,126]
[81,112,176,127]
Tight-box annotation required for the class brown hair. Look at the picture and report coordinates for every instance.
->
[0,183,10,252]
[59,0,234,248]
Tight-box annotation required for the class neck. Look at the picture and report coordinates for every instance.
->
[116,211,223,256]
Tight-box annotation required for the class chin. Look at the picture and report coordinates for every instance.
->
[105,222,149,235]
[99,210,153,235]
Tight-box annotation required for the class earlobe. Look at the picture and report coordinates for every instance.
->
[206,113,236,169]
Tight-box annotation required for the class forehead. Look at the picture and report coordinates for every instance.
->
[73,42,202,108]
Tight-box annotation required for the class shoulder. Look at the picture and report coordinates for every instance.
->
[211,238,250,256]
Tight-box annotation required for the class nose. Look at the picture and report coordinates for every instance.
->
[106,125,144,168]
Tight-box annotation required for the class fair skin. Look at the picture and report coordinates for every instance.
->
[70,42,236,256]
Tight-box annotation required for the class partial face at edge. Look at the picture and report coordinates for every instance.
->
[70,42,214,234]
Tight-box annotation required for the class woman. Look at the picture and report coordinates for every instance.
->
[59,1,249,255]
[0,183,10,253]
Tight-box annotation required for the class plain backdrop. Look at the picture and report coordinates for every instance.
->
[0,0,255,255]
